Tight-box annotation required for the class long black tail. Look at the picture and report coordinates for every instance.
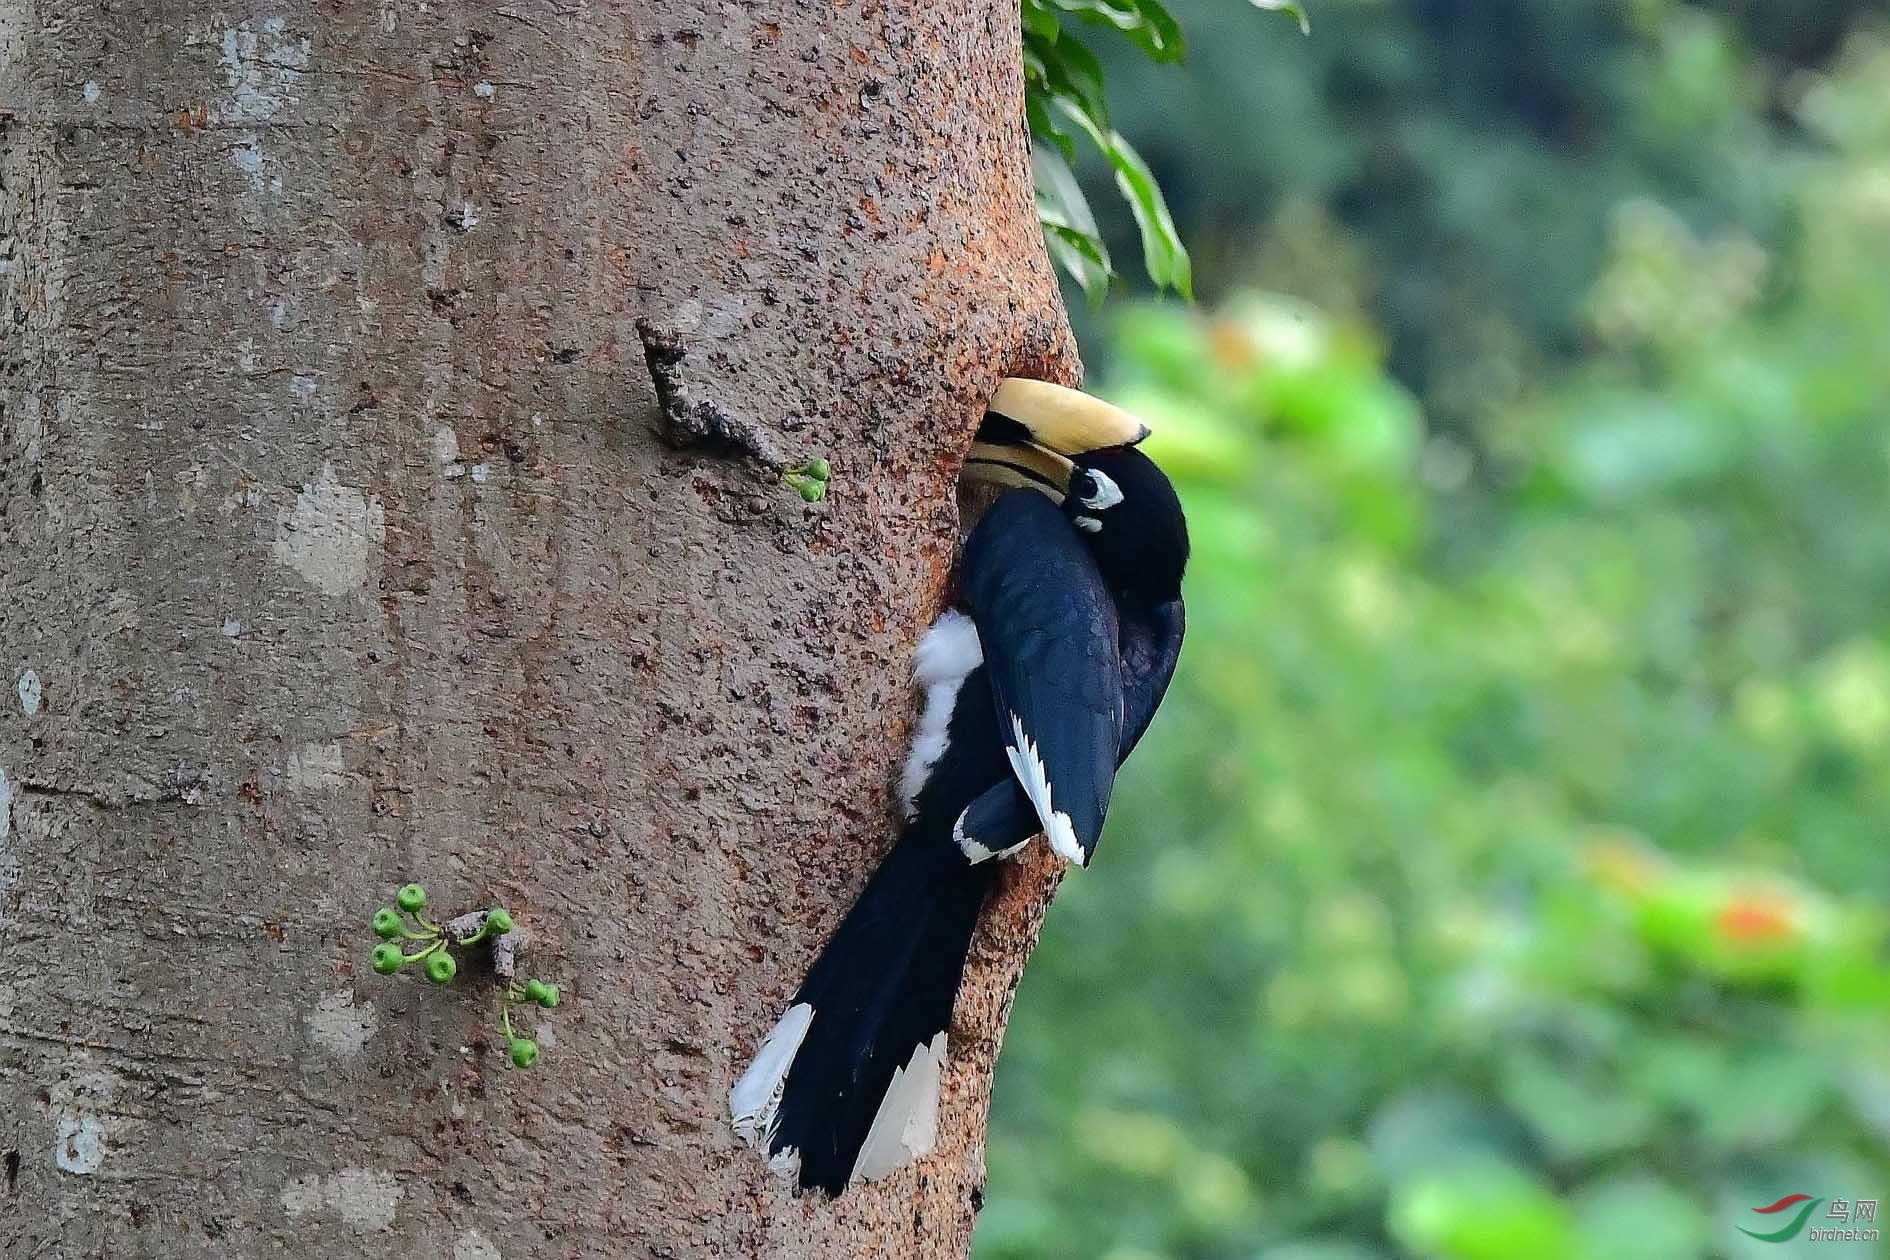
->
[730,831,995,1195]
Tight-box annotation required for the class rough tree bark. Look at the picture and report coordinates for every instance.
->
[0,4,1078,1257]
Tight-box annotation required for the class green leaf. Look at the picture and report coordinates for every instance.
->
[1048,0,1186,62]
[1034,140,1114,303]
[1046,0,1145,36]
[1032,141,1105,241]
[1388,1158,1579,1260]
[1026,91,1078,163]
[1046,90,1110,152]
[1021,0,1062,43]
[1022,0,1194,295]
[1046,226,1114,305]
[1043,94,1186,296]
[1574,1176,1709,1260]
[1042,31,1111,126]
[1104,129,1194,298]
[1248,0,1311,36]
[1136,0,1187,59]
[1020,37,1050,86]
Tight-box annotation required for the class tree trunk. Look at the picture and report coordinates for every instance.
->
[0,4,1076,1257]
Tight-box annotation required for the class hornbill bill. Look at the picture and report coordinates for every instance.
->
[729,380,1190,1195]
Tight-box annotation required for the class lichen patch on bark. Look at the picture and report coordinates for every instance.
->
[15,669,41,716]
[304,989,379,1058]
[283,741,349,793]
[212,17,311,122]
[280,1169,404,1232]
[454,1228,503,1260]
[53,1114,106,1175]
[270,465,386,596]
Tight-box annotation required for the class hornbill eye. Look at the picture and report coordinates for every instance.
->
[1076,469,1123,512]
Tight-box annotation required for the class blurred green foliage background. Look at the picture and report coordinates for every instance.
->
[978,4,1890,1258]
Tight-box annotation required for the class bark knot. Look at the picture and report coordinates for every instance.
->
[636,318,787,469]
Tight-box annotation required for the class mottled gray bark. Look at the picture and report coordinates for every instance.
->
[0,4,1076,1257]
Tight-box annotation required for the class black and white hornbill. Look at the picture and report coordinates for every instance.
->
[728,380,1190,1195]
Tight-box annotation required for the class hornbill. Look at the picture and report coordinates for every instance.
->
[729,380,1190,1195]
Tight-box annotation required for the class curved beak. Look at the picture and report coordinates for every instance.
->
[987,379,1151,454]
[962,435,1075,502]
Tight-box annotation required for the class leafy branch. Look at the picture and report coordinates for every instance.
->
[1023,0,1309,303]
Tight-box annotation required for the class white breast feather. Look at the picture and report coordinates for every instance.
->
[899,612,983,819]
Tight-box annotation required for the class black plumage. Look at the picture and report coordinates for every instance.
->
[958,490,1122,864]
[951,597,1183,863]
[730,444,1189,1196]
[954,448,1189,864]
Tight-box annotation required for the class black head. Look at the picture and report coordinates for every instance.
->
[1064,446,1190,609]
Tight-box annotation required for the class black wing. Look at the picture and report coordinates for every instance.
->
[960,489,1121,865]
[953,597,1184,863]
[1119,598,1185,756]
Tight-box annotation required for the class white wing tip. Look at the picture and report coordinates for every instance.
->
[729,1003,816,1149]
[955,809,997,863]
[849,1031,948,1184]
[1006,715,1090,867]
[960,839,997,864]
[1046,813,1086,866]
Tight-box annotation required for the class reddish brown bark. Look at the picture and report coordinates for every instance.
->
[0,3,1075,1257]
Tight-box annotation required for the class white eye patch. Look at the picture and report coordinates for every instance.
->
[1079,470,1123,511]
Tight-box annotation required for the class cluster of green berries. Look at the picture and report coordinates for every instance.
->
[784,456,831,502]
[367,883,560,1069]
